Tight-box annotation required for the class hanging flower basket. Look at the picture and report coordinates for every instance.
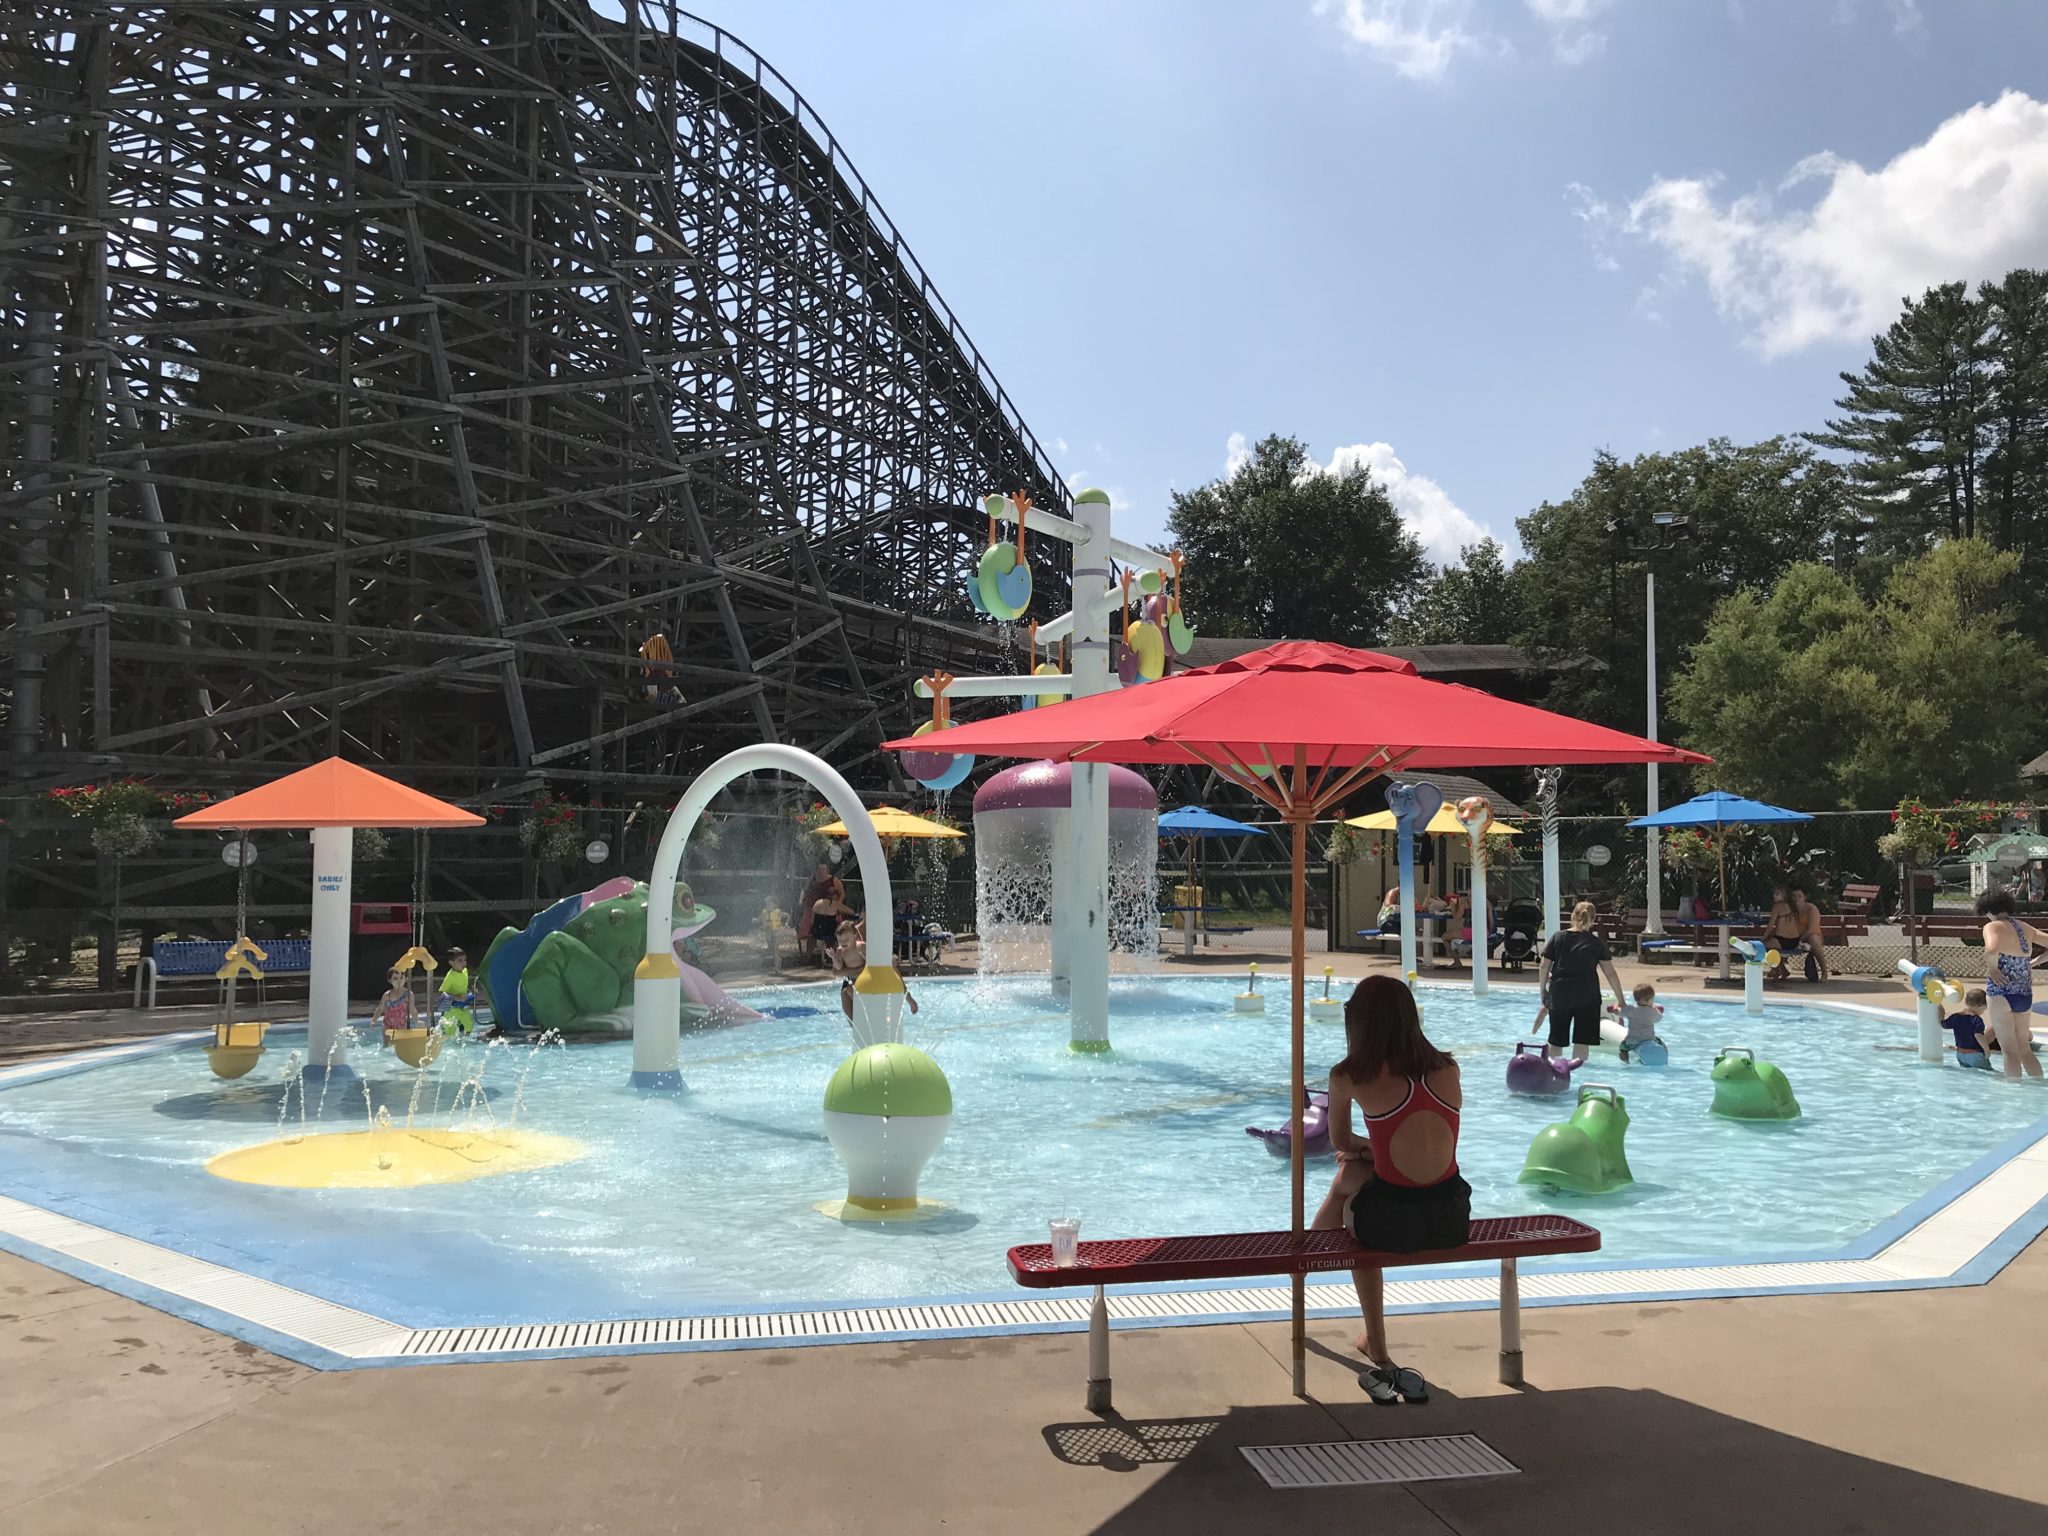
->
[43,779,203,858]
[518,792,583,863]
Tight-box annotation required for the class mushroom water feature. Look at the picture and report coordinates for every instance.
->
[971,760,1158,991]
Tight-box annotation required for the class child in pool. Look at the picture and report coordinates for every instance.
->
[839,976,921,1025]
[377,969,413,1042]
[1614,982,1665,1063]
[1944,988,1993,1069]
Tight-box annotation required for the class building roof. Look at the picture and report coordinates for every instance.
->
[1175,637,1534,676]
[1396,772,1528,819]
[2023,750,2048,779]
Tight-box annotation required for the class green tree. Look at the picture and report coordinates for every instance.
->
[1981,270,2048,571]
[1511,439,1856,778]
[1671,539,2039,808]
[1389,538,1520,646]
[1168,433,1425,645]
[1811,280,1992,553]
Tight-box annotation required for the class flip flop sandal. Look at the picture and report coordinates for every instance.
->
[1394,1367,1430,1403]
[1359,1366,1401,1405]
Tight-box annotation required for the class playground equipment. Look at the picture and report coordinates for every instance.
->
[1309,967,1344,1025]
[1456,795,1494,997]
[1730,936,1780,1015]
[634,744,908,1070]
[972,760,1158,986]
[173,758,485,1082]
[1506,1041,1576,1096]
[1519,1083,1633,1195]
[1709,1047,1801,1121]
[819,1041,954,1218]
[478,881,717,1037]
[1898,959,1961,1065]
[910,488,1188,1051]
[203,937,270,1080]
[1246,1089,1332,1159]
[480,877,706,1034]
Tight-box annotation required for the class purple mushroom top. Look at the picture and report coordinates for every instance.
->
[973,758,1158,815]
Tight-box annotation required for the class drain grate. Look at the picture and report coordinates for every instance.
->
[1242,1435,1519,1489]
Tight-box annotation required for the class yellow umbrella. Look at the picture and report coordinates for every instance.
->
[1344,806,1519,837]
[816,805,965,839]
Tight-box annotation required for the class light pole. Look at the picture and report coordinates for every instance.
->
[1614,512,1689,937]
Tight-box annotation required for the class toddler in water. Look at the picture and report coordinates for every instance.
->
[1943,987,1992,1069]
[377,969,413,1043]
[1614,982,1665,1064]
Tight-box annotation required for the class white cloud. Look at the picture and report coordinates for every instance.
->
[1318,0,1484,82]
[1223,431,1252,476]
[1835,0,1922,34]
[1526,0,1615,62]
[1323,441,1490,562]
[1572,91,2048,356]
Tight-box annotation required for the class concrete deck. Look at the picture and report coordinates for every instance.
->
[5,1233,2044,1534]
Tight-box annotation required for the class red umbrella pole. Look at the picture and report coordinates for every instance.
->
[1290,798,1308,1398]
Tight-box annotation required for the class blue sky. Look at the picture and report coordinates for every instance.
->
[707,1,2048,560]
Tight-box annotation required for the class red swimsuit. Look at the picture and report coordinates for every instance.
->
[1361,1076,1460,1187]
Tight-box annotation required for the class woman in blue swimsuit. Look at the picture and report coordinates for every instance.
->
[1976,888,2045,1081]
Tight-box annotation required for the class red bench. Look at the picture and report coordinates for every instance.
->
[1008,1214,1601,1409]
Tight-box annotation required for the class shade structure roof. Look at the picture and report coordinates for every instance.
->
[1157,806,1268,838]
[1345,806,1519,837]
[817,805,964,839]
[1626,790,1809,829]
[173,758,486,830]
[886,642,1707,774]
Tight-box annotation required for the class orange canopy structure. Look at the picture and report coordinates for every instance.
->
[174,758,485,830]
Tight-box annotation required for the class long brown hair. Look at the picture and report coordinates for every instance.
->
[1334,975,1452,1084]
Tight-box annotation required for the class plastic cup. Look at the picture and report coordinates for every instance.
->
[1049,1217,1081,1267]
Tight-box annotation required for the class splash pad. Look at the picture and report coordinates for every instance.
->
[207,1125,585,1189]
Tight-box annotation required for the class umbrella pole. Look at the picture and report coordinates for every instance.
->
[1289,768,1308,1399]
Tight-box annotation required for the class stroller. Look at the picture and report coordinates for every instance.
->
[1498,899,1543,971]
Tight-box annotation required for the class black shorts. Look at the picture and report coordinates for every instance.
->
[812,915,839,949]
[1350,1173,1471,1254]
[1549,993,1603,1048]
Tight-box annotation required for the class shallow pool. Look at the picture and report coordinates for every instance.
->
[1,977,2043,1327]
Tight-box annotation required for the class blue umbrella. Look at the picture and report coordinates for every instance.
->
[1158,806,1269,838]
[1159,808,1266,947]
[1627,790,1811,910]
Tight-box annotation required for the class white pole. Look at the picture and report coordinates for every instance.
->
[1467,825,1489,997]
[304,824,354,1080]
[1644,570,1664,935]
[1537,769,1562,942]
[1067,489,1115,1052]
[1397,827,1419,983]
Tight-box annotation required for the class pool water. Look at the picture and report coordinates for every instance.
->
[1,977,2043,1328]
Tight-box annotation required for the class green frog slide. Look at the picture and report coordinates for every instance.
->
[1709,1046,1801,1121]
[1519,1083,1633,1195]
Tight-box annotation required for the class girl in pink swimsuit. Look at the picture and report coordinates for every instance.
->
[1311,975,1468,1404]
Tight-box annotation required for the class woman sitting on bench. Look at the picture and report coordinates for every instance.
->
[1310,975,1468,1405]
[1763,884,1830,982]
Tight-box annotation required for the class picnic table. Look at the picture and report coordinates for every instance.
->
[1356,909,1453,968]
[1161,904,1252,956]
[1661,911,1762,982]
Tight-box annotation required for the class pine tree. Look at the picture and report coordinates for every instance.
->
[1981,269,2048,568]
[1811,281,1991,552]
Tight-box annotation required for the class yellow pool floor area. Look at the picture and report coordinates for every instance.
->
[205,1126,585,1188]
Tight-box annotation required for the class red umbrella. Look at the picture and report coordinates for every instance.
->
[885,641,1705,1391]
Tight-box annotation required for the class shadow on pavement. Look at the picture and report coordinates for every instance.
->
[1061,1386,2046,1535]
